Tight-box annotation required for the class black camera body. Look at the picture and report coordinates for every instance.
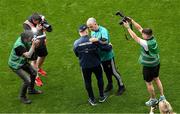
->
[40,21,52,32]
[116,11,131,25]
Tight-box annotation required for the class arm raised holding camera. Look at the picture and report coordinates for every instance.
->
[123,21,149,51]
[130,18,143,33]
[123,21,141,43]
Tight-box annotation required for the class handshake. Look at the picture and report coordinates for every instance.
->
[89,38,112,46]
[89,37,99,42]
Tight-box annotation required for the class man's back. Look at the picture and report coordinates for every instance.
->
[74,35,101,69]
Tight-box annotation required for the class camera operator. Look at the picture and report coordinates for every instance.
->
[123,18,166,106]
[86,17,125,96]
[8,31,43,104]
[23,13,52,86]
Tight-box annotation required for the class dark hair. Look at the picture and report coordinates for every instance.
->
[142,28,153,36]
[21,30,33,40]
[32,13,42,22]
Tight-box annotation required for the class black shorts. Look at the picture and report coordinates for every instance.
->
[29,44,48,61]
[35,45,48,57]
[143,64,160,82]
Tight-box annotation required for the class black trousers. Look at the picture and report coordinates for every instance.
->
[102,57,124,88]
[11,63,37,97]
[81,65,104,99]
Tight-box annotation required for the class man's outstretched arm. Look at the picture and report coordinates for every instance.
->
[123,22,141,43]
[130,18,143,33]
[123,22,149,51]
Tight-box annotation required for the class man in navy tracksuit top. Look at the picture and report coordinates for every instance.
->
[73,25,112,106]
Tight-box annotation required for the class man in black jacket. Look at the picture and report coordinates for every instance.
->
[74,25,112,106]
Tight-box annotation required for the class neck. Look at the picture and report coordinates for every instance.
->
[20,38,26,44]
[80,33,88,37]
[147,36,153,40]
[95,25,99,31]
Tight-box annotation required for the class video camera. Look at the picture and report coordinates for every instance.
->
[39,15,52,32]
[40,21,52,32]
[116,11,132,25]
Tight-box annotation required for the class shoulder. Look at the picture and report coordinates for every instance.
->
[14,37,25,47]
[99,26,108,33]
[74,38,81,47]
[91,31,95,36]
[23,23,31,30]
[147,37,157,45]
[15,45,26,51]
[139,38,147,43]
[74,39,79,46]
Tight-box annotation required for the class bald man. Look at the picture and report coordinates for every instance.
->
[87,17,125,95]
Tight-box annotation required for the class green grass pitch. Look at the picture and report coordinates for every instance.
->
[0,0,179,113]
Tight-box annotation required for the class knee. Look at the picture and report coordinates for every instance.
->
[105,72,112,77]
[32,71,37,77]
[24,80,31,86]
[97,77,103,83]
[85,83,91,90]
[30,68,37,77]
[153,77,160,81]
[146,82,153,86]
[39,56,46,59]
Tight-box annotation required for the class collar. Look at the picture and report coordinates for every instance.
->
[147,36,154,41]
[81,35,89,38]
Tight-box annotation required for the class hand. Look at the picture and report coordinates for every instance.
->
[126,17,132,22]
[89,38,98,42]
[109,42,112,46]
[32,39,40,48]
[35,39,40,47]
[123,21,130,29]
[37,24,43,30]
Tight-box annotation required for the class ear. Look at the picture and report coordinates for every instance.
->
[32,19,35,23]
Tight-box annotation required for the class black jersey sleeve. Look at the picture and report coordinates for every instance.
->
[14,46,27,56]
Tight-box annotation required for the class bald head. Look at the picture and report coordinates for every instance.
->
[159,100,173,114]
[87,17,97,25]
[86,17,99,31]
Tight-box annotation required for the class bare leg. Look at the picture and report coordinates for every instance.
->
[31,60,39,77]
[31,60,37,68]
[145,82,156,99]
[154,77,164,96]
[36,56,46,69]
[32,60,43,86]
